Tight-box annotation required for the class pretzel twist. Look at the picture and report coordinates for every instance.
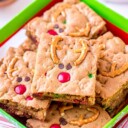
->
[7,57,18,79]
[69,23,91,37]
[59,105,73,116]
[51,37,63,64]
[99,62,128,77]
[74,40,88,66]
[69,107,99,126]
[52,4,71,22]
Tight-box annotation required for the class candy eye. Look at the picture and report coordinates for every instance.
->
[59,28,64,33]
[58,63,64,69]
[16,77,22,82]
[66,63,72,70]
[54,24,59,29]
[25,76,30,82]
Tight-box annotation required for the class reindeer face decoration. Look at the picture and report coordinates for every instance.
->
[50,36,88,83]
[32,34,99,105]
[46,1,107,38]
[5,51,36,99]
[43,2,91,37]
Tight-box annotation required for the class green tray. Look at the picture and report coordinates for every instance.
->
[104,106,128,128]
[0,0,127,127]
[0,0,51,44]
[0,108,26,128]
[0,0,128,44]
[82,0,128,33]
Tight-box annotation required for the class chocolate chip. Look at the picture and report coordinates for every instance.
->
[66,63,72,70]
[25,76,30,82]
[58,63,64,69]
[16,77,22,82]
[59,117,67,125]
[59,28,64,33]
[54,24,59,29]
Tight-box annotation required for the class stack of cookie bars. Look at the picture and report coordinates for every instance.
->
[0,0,128,128]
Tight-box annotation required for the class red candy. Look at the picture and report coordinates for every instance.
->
[73,99,80,103]
[26,96,33,101]
[45,72,47,76]
[58,72,70,83]
[48,29,58,36]
[50,124,61,128]
[14,84,26,95]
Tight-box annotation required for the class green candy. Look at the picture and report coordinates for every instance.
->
[63,20,66,24]
[54,94,60,98]
[53,94,66,99]
[88,73,93,78]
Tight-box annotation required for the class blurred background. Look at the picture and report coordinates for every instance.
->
[0,0,128,29]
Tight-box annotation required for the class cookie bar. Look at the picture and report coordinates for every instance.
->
[26,0,106,41]
[26,103,111,128]
[96,32,128,113]
[32,34,100,105]
[0,38,50,120]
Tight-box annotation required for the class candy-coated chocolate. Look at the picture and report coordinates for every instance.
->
[58,72,70,83]
[26,96,33,101]
[50,124,61,128]
[15,85,26,95]
[48,30,58,36]
[88,73,93,78]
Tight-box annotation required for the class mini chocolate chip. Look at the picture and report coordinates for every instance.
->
[25,76,30,82]
[51,113,55,116]
[59,117,67,125]
[58,63,64,69]
[16,77,22,82]
[54,24,59,29]
[59,28,64,33]
[66,63,72,70]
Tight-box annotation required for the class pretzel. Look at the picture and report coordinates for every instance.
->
[99,44,105,50]
[69,23,91,37]
[59,105,73,116]
[69,107,99,126]
[99,62,128,77]
[7,57,18,79]
[52,4,71,22]
[51,37,63,64]
[74,40,88,66]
